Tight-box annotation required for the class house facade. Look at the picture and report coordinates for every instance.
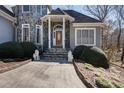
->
[0,5,105,51]
[0,6,15,44]
[41,8,104,50]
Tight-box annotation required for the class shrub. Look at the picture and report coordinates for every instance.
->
[0,42,23,58]
[73,45,89,60]
[95,77,112,88]
[73,45,109,69]
[20,42,37,58]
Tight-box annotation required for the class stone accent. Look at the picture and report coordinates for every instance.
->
[13,5,48,44]
[65,20,70,49]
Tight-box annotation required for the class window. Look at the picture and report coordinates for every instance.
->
[22,5,30,13]
[37,5,41,14]
[36,25,41,44]
[22,24,30,42]
[75,28,96,46]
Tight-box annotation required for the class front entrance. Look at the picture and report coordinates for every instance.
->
[53,25,63,47]
[55,31,62,46]
[53,30,62,47]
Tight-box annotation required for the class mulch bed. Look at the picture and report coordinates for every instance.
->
[0,59,31,73]
[73,60,124,88]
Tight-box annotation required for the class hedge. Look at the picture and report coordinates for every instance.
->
[0,42,37,59]
[0,42,23,58]
[20,42,37,58]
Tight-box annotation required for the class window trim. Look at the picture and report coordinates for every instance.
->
[22,24,30,42]
[22,5,30,13]
[75,28,96,46]
[35,25,41,45]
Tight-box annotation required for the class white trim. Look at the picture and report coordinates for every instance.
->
[41,21,43,48]
[21,24,30,42]
[75,28,96,46]
[22,5,30,13]
[62,17,65,49]
[53,24,63,46]
[35,25,42,45]
[41,15,74,22]
[48,17,51,48]
[53,27,63,46]
[53,24,63,30]
[0,10,16,22]
[73,23,105,28]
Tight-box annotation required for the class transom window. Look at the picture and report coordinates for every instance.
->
[75,28,96,46]
[36,25,41,44]
[22,5,30,13]
[22,24,30,42]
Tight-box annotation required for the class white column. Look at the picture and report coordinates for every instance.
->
[48,17,51,48]
[62,17,65,49]
[41,21,43,48]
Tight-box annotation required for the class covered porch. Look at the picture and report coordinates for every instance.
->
[41,9,74,49]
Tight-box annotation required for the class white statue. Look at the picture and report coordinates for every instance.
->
[68,50,73,62]
[33,49,40,61]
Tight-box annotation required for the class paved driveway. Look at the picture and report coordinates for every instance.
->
[0,61,86,88]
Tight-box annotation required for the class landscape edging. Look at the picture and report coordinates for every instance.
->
[0,59,31,73]
[73,60,95,88]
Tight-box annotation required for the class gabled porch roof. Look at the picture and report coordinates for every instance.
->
[40,8,74,22]
[41,8,102,24]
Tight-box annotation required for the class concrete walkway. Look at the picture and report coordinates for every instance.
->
[0,61,86,88]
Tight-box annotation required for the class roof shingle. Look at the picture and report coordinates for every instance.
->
[0,5,15,17]
[64,10,101,23]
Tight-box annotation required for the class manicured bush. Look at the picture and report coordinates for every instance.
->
[95,77,112,88]
[0,42,23,58]
[72,45,89,60]
[20,42,37,58]
[73,45,109,69]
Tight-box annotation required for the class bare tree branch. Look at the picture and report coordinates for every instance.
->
[85,5,113,22]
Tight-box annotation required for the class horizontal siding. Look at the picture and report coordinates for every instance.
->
[0,16,14,44]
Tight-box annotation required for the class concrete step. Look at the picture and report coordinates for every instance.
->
[46,48,68,53]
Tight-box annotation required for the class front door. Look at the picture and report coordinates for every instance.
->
[55,31,62,47]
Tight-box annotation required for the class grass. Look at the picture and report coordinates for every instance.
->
[84,63,94,71]
[95,77,113,88]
